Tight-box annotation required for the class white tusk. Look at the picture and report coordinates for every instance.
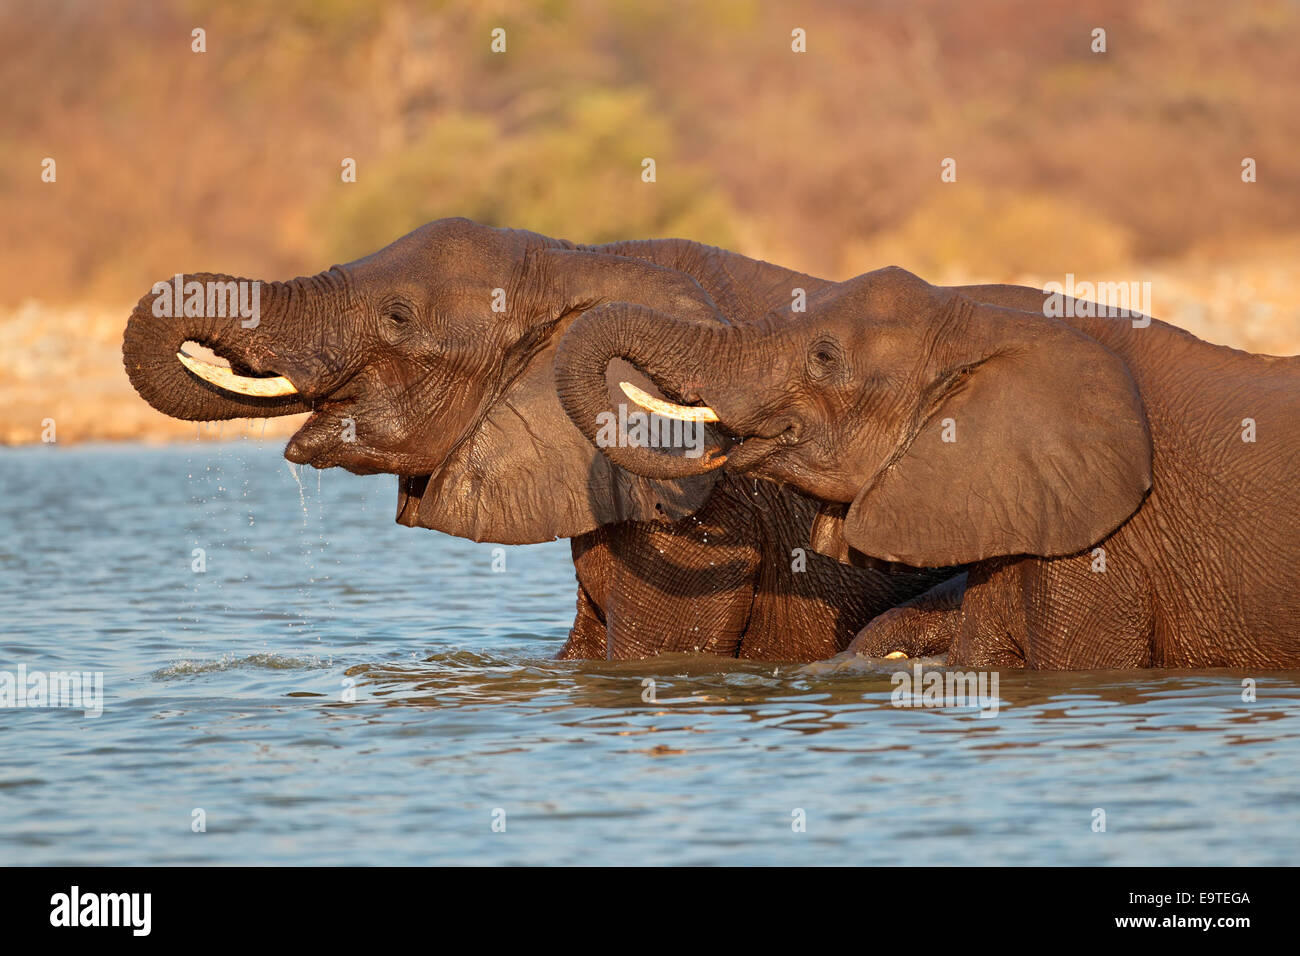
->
[177,350,298,398]
[619,381,718,422]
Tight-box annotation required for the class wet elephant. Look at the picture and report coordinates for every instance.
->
[554,266,1300,668]
[124,220,957,660]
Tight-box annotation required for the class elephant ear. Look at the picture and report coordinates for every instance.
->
[809,501,855,563]
[842,297,1153,567]
[396,249,726,544]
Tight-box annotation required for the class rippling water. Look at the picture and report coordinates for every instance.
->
[1,441,1297,865]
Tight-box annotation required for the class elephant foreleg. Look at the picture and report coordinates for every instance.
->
[847,572,967,660]
[557,585,608,659]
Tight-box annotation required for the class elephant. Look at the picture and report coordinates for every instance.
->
[123,219,957,661]
[553,265,1300,669]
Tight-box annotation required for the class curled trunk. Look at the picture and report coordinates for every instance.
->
[123,272,321,421]
[554,302,739,479]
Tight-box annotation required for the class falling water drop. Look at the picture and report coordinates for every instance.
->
[285,460,308,523]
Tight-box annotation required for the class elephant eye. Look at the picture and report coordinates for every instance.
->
[382,303,415,330]
[807,339,844,379]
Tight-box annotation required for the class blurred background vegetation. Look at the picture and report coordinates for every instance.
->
[2,0,1298,441]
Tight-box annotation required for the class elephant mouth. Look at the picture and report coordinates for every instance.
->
[395,473,434,527]
[718,430,795,472]
[171,343,373,471]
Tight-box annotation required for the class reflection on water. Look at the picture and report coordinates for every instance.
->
[1,443,1297,865]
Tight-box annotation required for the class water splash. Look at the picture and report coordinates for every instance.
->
[153,652,335,679]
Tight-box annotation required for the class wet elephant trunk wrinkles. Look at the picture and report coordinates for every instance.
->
[122,271,344,421]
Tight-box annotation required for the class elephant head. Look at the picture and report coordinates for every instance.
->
[123,218,729,543]
[555,266,1154,567]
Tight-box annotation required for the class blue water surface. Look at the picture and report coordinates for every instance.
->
[1,441,1296,865]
